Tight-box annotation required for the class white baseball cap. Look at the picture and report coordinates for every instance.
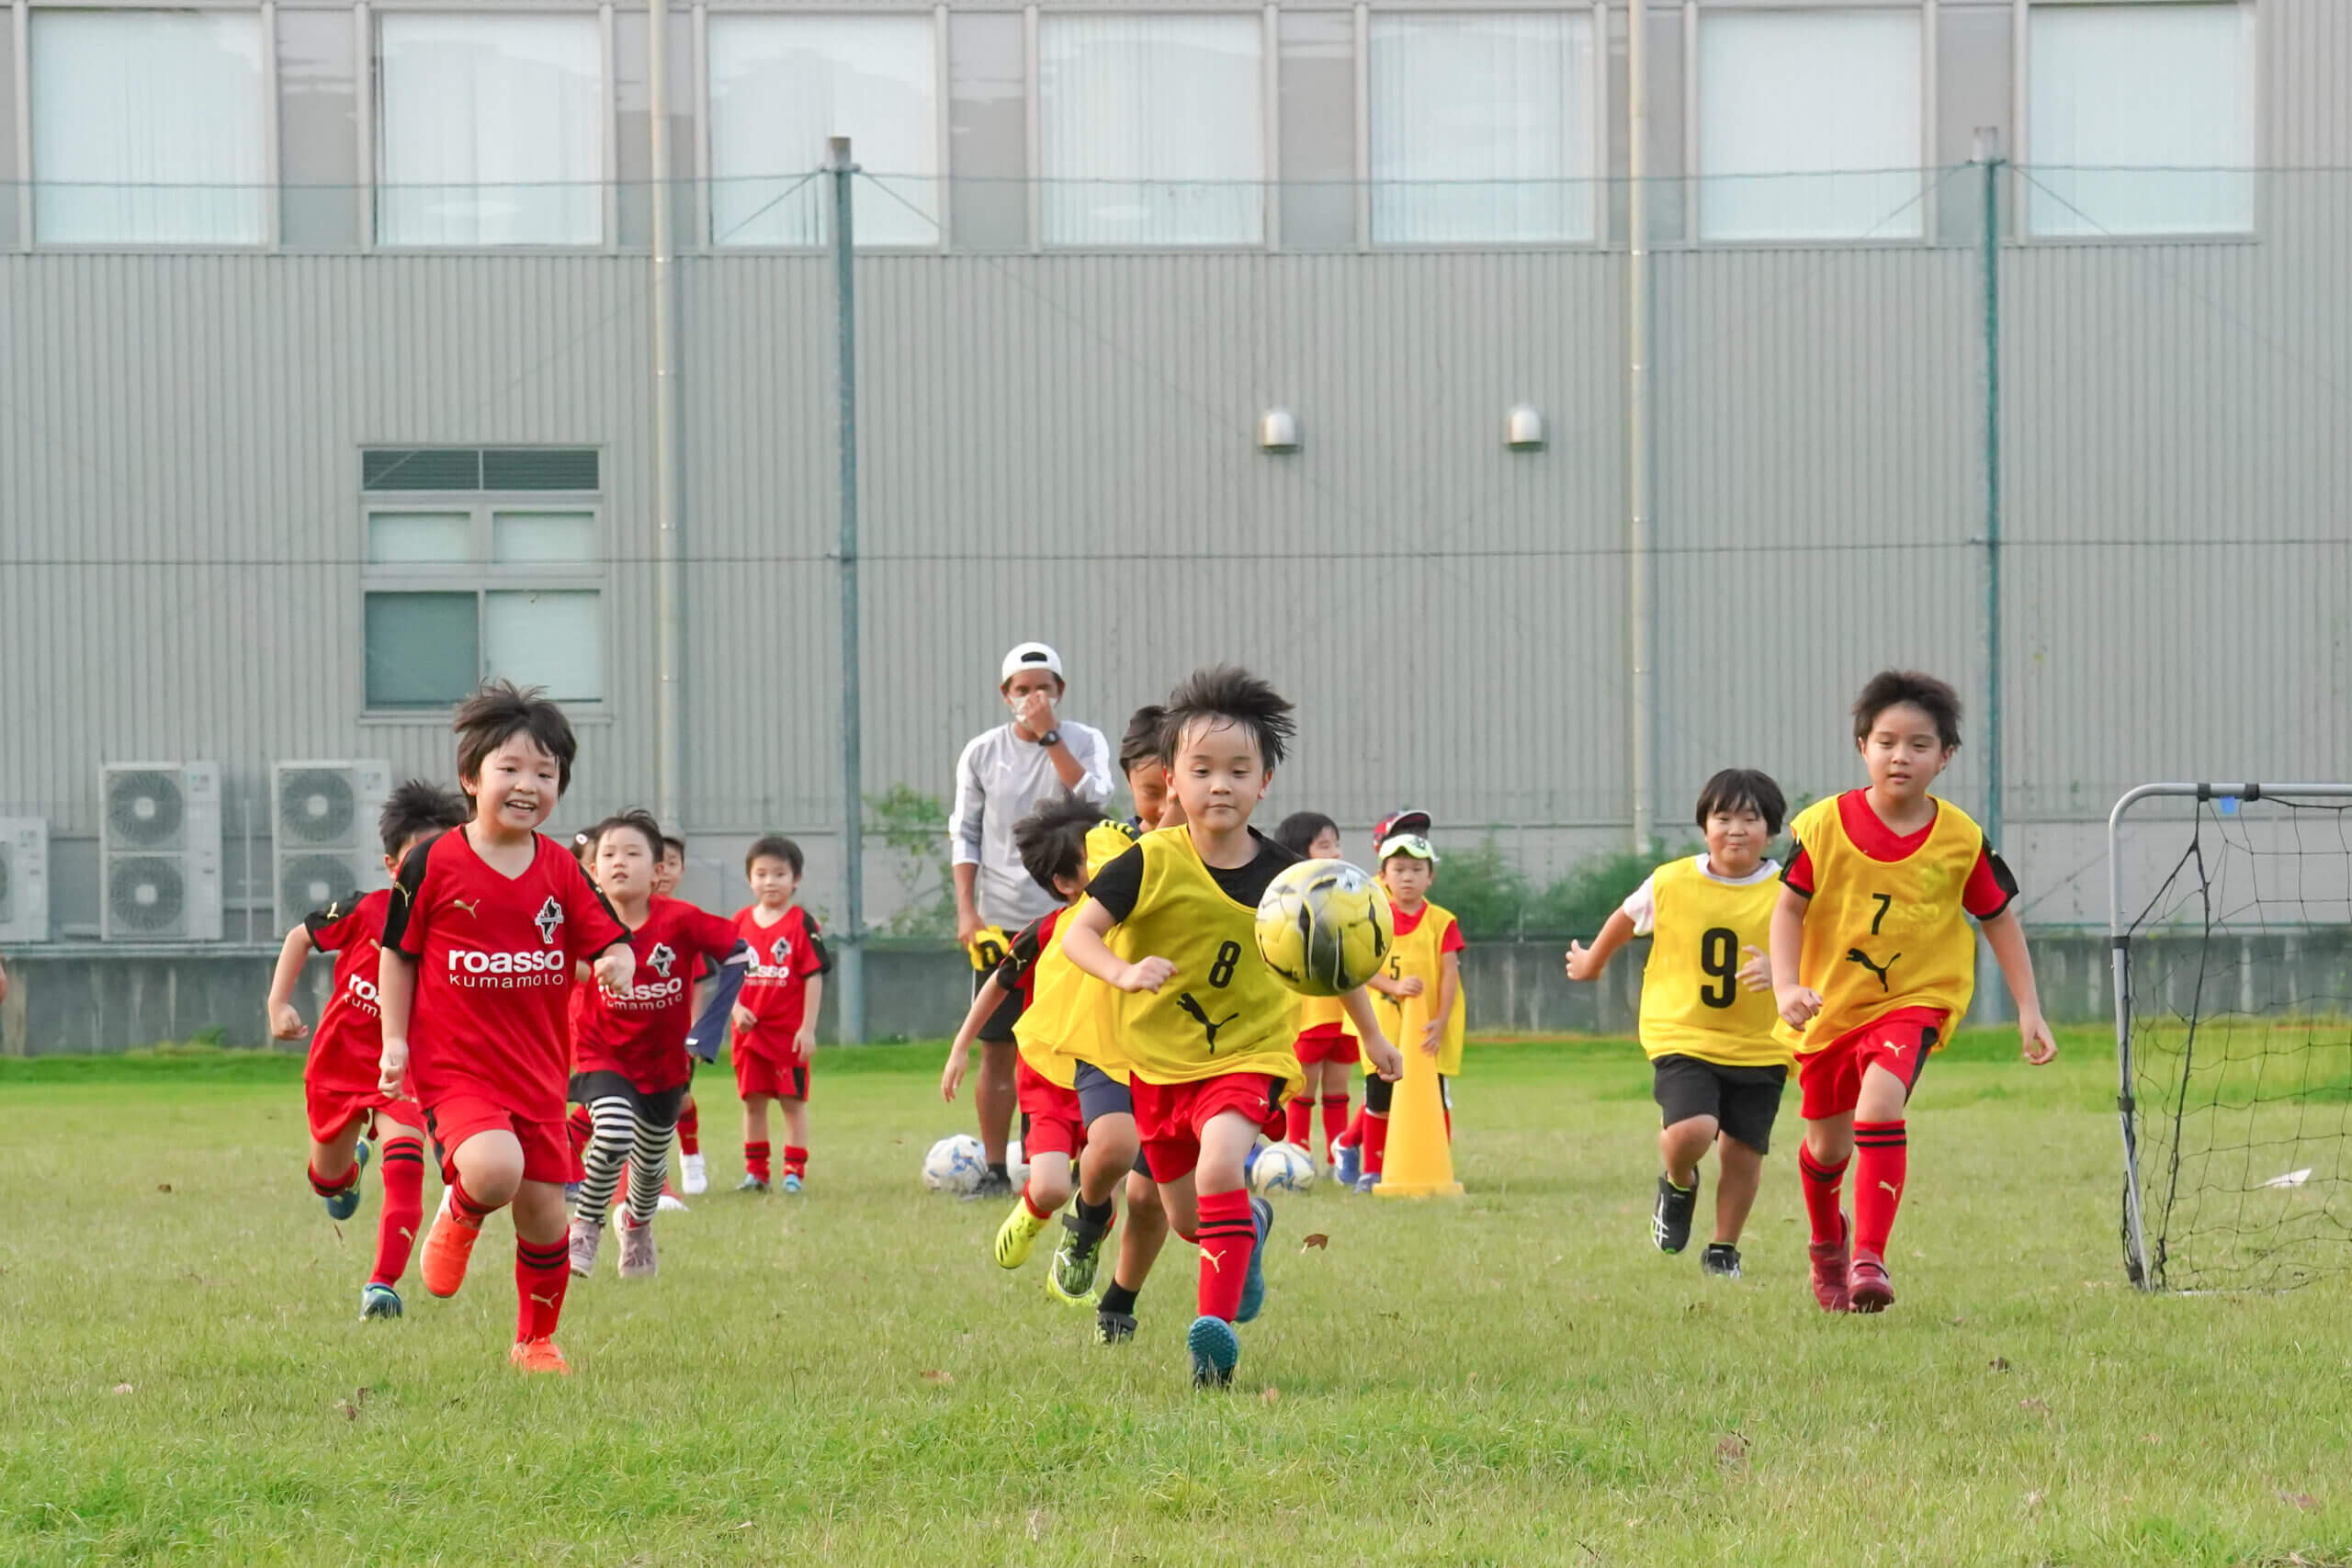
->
[1000,641,1065,684]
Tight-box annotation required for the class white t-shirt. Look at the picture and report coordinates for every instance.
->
[948,720,1114,928]
[1619,852,1781,935]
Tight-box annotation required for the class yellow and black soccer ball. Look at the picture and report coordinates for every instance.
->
[1255,858,1393,997]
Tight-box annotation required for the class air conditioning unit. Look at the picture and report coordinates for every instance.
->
[0,818,50,944]
[100,762,225,942]
[272,761,394,928]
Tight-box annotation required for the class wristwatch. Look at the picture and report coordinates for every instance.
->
[1037,728,1062,748]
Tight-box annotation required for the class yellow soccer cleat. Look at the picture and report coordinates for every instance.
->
[993,1199,1048,1269]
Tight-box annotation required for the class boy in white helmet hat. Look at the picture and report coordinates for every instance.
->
[947,642,1114,1193]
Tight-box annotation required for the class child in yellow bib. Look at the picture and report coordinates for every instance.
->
[1272,812,1361,1167]
[1060,667,1402,1388]
[1566,769,1790,1278]
[1770,671,2057,1315]
[1340,831,1465,1193]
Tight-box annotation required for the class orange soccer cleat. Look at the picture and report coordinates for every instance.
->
[420,1192,482,1299]
[508,1337,571,1375]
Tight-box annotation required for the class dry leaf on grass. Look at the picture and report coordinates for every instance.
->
[111,1383,134,1395]
[156,1184,173,1194]
[1987,1357,2011,1372]
[1714,1433,1750,1470]
[1300,1234,1329,1251]
[2023,1489,2045,1509]
[1261,1387,1280,1405]
[921,1370,953,1385]
[2277,1489,2320,1513]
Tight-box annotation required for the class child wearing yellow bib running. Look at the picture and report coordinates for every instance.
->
[1770,671,2057,1314]
[1566,769,1788,1278]
[1060,667,1404,1388]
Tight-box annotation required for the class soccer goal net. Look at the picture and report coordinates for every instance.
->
[2111,784,2352,1291]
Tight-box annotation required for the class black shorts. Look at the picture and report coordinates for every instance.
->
[974,967,1024,1044]
[1651,1055,1787,1155]
[569,1071,688,1130]
[1072,1061,1136,1127]
[1363,1072,1450,1116]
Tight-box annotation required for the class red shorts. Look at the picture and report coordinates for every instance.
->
[1797,1011,1944,1121]
[1130,1072,1285,1183]
[421,1094,570,1184]
[1016,1057,1087,1160]
[735,1049,810,1103]
[1294,1023,1360,1067]
[305,1080,423,1145]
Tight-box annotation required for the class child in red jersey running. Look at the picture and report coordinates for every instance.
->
[377,682,636,1375]
[1272,812,1356,1167]
[567,811,745,1279]
[730,836,830,1192]
[266,779,469,1320]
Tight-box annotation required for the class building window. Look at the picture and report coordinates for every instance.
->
[377,13,605,248]
[1696,10,1925,243]
[708,16,939,248]
[2027,3,2254,238]
[1370,13,1595,245]
[360,451,605,710]
[1038,15,1264,248]
[30,10,267,245]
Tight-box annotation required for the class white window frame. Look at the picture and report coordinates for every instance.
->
[2016,0,2260,244]
[1363,6,1608,251]
[1031,8,1274,253]
[359,494,609,716]
[1688,3,1936,248]
[699,6,947,254]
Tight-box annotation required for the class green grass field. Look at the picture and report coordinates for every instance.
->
[3,1030,2346,1567]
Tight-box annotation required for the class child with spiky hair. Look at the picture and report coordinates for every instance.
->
[376,681,636,1374]
[566,811,745,1280]
[1771,671,2056,1313]
[1567,768,1789,1278]
[267,778,469,1320]
[1060,666,1403,1387]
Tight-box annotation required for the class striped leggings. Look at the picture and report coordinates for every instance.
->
[577,1095,678,1228]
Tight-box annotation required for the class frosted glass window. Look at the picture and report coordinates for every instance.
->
[1371,14,1595,244]
[31,11,267,244]
[486,592,604,701]
[708,16,938,248]
[368,513,473,564]
[378,13,604,247]
[1697,11,1925,242]
[2028,4,2254,237]
[492,512,600,564]
[366,593,479,708]
[1038,15,1264,247]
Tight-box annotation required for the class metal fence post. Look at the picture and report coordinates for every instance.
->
[829,137,867,1047]
[1975,129,2005,858]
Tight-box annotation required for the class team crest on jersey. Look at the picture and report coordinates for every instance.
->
[534,896,564,944]
[647,942,677,978]
[770,936,794,965]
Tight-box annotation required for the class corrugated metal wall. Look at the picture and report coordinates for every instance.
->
[6,0,2351,941]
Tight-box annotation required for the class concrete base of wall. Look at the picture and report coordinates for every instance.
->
[4,932,2343,1055]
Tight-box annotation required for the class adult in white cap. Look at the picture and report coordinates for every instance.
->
[947,641,1114,1193]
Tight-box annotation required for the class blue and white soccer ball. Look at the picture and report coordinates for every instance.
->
[1250,1141,1318,1196]
[922,1134,987,1194]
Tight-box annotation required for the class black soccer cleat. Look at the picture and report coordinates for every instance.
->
[1652,1174,1699,1255]
[970,1169,1013,1201]
[1702,1243,1742,1279]
[1095,1309,1137,1346]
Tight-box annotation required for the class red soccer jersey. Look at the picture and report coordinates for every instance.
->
[303,886,395,1099]
[989,907,1064,1010]
[572,897,744,1092]
[732,903,830,1061]
[384,829,629,1122]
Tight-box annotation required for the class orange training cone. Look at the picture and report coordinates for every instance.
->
[1374,993,1462,1199]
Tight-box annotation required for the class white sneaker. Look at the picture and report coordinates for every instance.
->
[616,1211,658,1279]
[680,1153,707,1195]
[568,1215,603,1279]
[657,1192,690,1213]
